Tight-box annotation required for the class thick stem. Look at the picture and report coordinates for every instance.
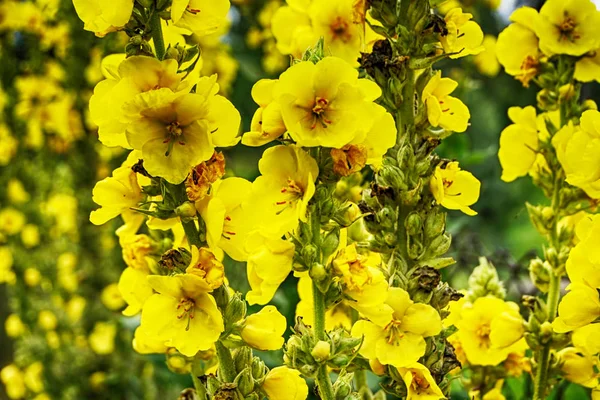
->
[354,369,372,400]
[182,219,202,247]
[398,68,416,142]
[150,11,165,60]
[215,340,237,383]
[312,282,335,400]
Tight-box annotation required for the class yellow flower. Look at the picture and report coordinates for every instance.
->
[261,366,308,400]
[351,287,442,368]
[440,8,484,59]
[557,347,599,388]
[185,246,225,290]
[72,0,133,37]
[496,7,541,87]
[553,284,600,333]
[275,57,382,148]
[5,314,26,338]
[498,106,539,182]
[422,72,470,133]
[24,268,41,287]
[140,274,224,356]
[575,51,600,83]
[90,55,196,148]
[7,179,30,204]
[0,364,26,400]
[474,35,500,77]
[332,243,393,325]
[241,305,287,350]
[21,224,40,248]
[24,362,44,393]
[242,79,287,147]
[397,363,445,400]
[552,111,600,198]
[38,310,58,331]
[171,0,230,37]
[564,214,600,288]
[101,283,126,311]
[89,322,117,355]
[453,297,525,365]
[0,124,18,166]
[132,326,169,355]
[272,2,316,59]
[0,208,26,235]
[124,77,240,184]
[196,177,254,261]
[118,267,154,317]
[246,234,295,305]
[90,152,145,225]
[535,0,600,56]
[66,296,87,323]
[430,162,480,216]
[572,323,600,356]
[248,145,318,237]
[120,233,154,271]
[0,246,16,285]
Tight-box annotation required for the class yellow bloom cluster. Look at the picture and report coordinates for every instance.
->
[497,0,600,86]
[553,215,600,389]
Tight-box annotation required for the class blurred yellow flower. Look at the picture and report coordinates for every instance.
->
[552,110,600,198]
[101,283,126,311]
[474,35,500,77]
[89,322,117,355]
[498,106,539,182]
[24,362,44,393]
[557,347,599,388]
[0,364,26,400]
[5,314,26,338]
[38,310,58,331]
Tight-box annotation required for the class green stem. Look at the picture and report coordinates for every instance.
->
[398,68,415,142]
[150,11,165,60]
[182,219,202,247]
[533,273,560,400]
[312,282,335,400]
[192,374,207,400]
[354,369,372,400]
[215,340,236,383]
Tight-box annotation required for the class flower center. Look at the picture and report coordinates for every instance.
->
[330,17,351,42]
[476,323,491,348]
[164,121,185,156]
[176,297,196,331]
[384,320,404,345]
[558,15,580,42]
[411,372,431,394]
[188,248,224,289]
[517,55,540,88]
[311,97,333,129]
[275,179,305,212]
[442,178,453,189]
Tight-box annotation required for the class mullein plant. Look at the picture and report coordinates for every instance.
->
[79,0,486,399]
[496,0,600,398]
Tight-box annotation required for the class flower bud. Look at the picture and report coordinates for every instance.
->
[311,341,331,363]
[224,293,247,325]
[175,202,197,219]
[251,357,267,380]
[466,257,506,301]
[333,372,353,399]
[234,368,255,396]
[234,347,253,374]
[529,258,550,293]
[425,233,451,258]
[309,263,328,283]
[405,212,422,236]
[424,208,446,239]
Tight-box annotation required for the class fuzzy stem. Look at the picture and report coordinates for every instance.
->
[150,11,165,60]
[192,374,207,400]
[215,341,237,383]
[312,282,335,400]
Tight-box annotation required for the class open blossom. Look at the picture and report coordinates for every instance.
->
[261,366,308,400]
[398,363,445,400]
[423,72,470,133]
[90,55,197,149]
[430,161,481,216]
[248,145,318,237]
[275,56,382,148]
[124,76,240,184]
[271,0,382,66]
[496,7,541,86]
[72,0,133,37]
[242,79,287,147]
[498,106,539,182]
[440,8,484,59]
[352,287,442,368]
[140,274,224,357]
[534,0,600,56]
[171,0,230,37]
